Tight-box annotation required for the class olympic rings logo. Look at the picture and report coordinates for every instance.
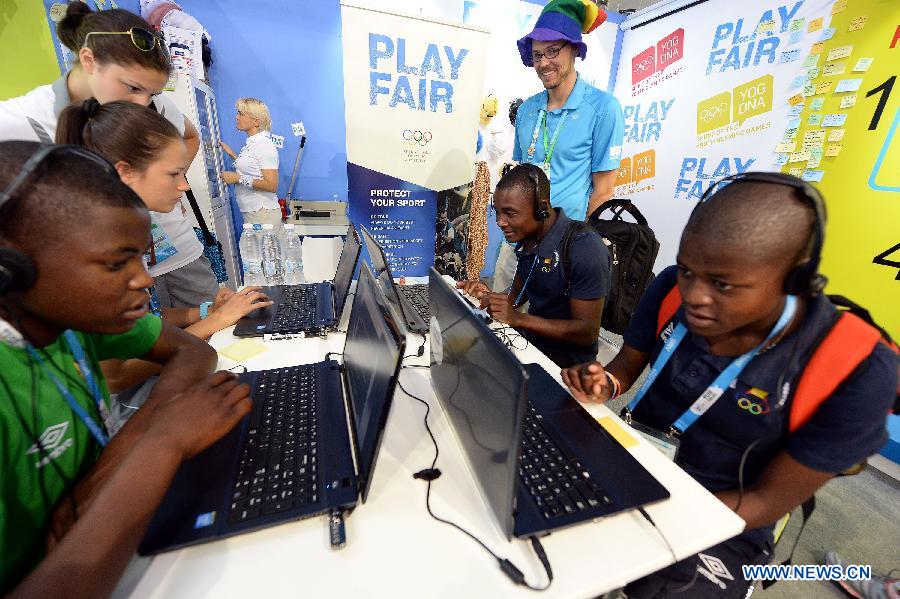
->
[737,396,770,415]
[402,130,433,146]
[699,102,728,123]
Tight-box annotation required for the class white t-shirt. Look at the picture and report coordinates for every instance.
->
[234,131,279,213]
[0,73,202,277]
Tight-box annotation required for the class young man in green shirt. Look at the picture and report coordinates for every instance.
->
[0,141,252,597]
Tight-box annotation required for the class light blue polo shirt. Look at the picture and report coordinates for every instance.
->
[513,76,625,221]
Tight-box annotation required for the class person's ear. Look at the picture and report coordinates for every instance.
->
[78,47,97,75]
[114,160,137,185]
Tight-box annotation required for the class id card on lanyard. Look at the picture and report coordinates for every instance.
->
[527,109,568,182]
[623,295,798,461]
[27,330,111,447]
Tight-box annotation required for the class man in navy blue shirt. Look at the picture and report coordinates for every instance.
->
[561,175,898,598]
[459,164,610,367]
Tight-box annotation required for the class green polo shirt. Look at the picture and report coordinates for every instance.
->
[0,314,162,593]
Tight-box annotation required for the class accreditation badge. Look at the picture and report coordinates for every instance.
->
[627,420,681,461]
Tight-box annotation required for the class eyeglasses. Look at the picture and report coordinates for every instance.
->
[82,27,169,60]
[531,42,568,64]
[0,145,116,211]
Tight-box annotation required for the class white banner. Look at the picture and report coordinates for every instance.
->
[612,0,834,269]
[341,2,489,191]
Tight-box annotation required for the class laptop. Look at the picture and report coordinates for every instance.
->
[360,225,429,334]
[428,268,669,539]
[139,263,407,554]
[233,225,362,337]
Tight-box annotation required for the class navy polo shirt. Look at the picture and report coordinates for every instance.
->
[623,266,898,545]
[514,209,611,364]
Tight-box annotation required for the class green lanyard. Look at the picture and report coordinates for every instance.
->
[541,109,568,172]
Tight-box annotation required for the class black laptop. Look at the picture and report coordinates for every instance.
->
[360,225,429,334]
[428,268,669,539]
[139,263,406,554]
[233,225,362,337]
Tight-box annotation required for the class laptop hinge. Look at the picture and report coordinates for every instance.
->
[333,359,362,487]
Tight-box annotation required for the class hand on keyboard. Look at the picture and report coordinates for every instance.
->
[147,371,252,460]
[209,286,273,326]
[561,362,613,404]
[456,279,490,301]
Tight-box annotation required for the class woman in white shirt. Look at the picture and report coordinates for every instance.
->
[220,98,281,226]
[0,3,217,309]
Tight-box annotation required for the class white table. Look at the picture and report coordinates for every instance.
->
[127,294,744,598]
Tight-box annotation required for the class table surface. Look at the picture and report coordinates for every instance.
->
[127,284,744,599]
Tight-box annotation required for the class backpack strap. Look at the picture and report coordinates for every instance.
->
[656,285,682,338]
[789,312,883,433]
[559,221,589,296]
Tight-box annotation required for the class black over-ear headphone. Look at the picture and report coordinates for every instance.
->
[694,171,828,296]
[522,163,551,221]
[0,144,117,295]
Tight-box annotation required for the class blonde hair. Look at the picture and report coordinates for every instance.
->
[236,97,272,131]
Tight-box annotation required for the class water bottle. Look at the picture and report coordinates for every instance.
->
[281,224,305,284]
[239,224,264,286]
[260,223,284,285]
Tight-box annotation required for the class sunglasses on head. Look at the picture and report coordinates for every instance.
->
[82,27,169,60]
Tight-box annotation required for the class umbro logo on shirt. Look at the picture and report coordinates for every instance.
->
[26,422,74,469]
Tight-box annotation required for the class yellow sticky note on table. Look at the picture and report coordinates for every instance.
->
[788,167,803,177]
[788,93,805,106]
[789,151,812,162]
[596,417,638,449]
[807,17,823,33]
[810,42,825,55]
[219,338,269,362]
[840,94,857,109]
[825,144,843,157]
[775,141,797,153]
[831,0,847,15]
[828,128,846,142]
[848,15,868,31]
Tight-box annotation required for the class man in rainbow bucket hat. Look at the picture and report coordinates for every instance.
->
[514,0,623,221]
[492,0,624,292]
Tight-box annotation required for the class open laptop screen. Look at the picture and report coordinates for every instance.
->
[343,263,407,502]
[427,268,528,540]
[333,225,362,319]
[359,225,409,328]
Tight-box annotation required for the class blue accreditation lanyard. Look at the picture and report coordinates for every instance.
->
[27,330,110,447]
[508,255,539,307]
[625,295,798,436]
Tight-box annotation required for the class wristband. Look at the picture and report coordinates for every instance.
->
[238,174,254,188]
[605,371,621,401]
[199,301,213,320]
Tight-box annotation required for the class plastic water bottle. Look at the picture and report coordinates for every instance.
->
[239,224,264,286]
[281,224,305,284]
[260,223,284,285]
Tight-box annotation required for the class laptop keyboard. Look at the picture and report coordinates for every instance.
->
[228,365,319,524]
[399,284,429,321]
[519,405,611,521]
[270,285,318,333]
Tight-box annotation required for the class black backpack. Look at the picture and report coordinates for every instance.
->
[561,199,660,335]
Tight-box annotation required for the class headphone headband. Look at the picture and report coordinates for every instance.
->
[522,163,551,221]
[693,171,827,296]
[0,144,116,213]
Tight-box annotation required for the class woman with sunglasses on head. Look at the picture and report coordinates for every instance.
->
[219,98,282,227]
[0,3,218,311]
[56,99,272,395]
